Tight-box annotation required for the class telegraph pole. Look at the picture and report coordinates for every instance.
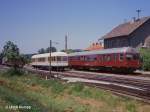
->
[49,40,52,77]
[65,34,68,53]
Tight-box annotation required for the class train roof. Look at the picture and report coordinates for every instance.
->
[68,47,139,56]
[32,52,68,58]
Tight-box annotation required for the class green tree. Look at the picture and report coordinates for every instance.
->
[46,47,57,53]
[0,52,3,64]
[38,47,57,54]
[61,49,82,53]
[38,48,45,54]
[139,48,150,71]
[2,41,26,69]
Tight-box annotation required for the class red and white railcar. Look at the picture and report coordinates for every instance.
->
[68,47,141,72]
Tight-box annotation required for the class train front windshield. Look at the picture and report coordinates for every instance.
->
[126,53,140,60]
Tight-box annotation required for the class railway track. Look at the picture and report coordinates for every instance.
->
[23,67,150,103]
[1,65,150,103]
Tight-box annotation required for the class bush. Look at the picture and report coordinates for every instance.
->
[139,48,150,71]
[71,83,84,92]
[5,68,25,76]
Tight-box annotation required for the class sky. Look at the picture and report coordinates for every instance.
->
[0,0,150,54]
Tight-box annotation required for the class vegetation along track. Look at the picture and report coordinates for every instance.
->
[2,65,150,103]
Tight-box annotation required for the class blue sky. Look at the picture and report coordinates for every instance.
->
[0,0,150,53]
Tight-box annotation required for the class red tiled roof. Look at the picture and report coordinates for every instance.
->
[85,43,103,51]
[103,17,150,39]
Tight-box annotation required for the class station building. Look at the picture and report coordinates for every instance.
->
[101,16,150,49]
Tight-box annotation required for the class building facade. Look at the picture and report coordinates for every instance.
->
[102,17,150,49]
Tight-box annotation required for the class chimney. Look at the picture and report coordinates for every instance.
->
[133,17,136,22]
[130,17,136,24]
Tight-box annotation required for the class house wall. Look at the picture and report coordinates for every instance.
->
[104,36,129,49]
[129,19,150,48]
[104,19,150,49]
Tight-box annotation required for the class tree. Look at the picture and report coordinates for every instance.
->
[38,48,45,54]
[2,41,26,69]
[46,47,57,53]
[61,49,83,53]
[0,52,3,64]
[38,47,57,54]
[139,48,150,71]
[61,49,74,53]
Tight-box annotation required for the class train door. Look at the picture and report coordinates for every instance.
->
[113,53,118,66]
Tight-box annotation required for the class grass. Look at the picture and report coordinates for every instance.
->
[0,69,150,112]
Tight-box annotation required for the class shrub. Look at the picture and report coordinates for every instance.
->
[5,68,25,76]
[71,83,84,92]
[139,48,150,71]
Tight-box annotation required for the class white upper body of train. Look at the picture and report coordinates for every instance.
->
[31,52,68,68]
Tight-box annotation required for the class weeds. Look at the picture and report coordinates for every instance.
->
[126,101,137,112]
[0,71,149,112]
[2,68,25,76]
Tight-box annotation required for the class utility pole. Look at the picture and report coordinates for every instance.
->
[136,9,141,20]
[65,34,68,53]
[49,40,52,77]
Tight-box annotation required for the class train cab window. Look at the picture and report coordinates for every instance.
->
[119,54,124,61]
[126,54,133,60]
[133,54,139,60]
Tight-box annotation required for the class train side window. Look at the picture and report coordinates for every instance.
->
[107,55,111,61]
[89,55,97,61]
[42,58,45,62]
[99,55,102,62]
[102,55,105,62]
[104,55,107,62]
[54,57,56,61]
[84,56,88,61]
[32,58,35,62]
[63,56,68,61]
[114,54,117,62]
[77,56,80,60]
[38,58,45,62]
[119,54,124,61]
[48,57,51,61]
[51,57,54,61]
[80,56,84,61]
[57,56,61,61]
